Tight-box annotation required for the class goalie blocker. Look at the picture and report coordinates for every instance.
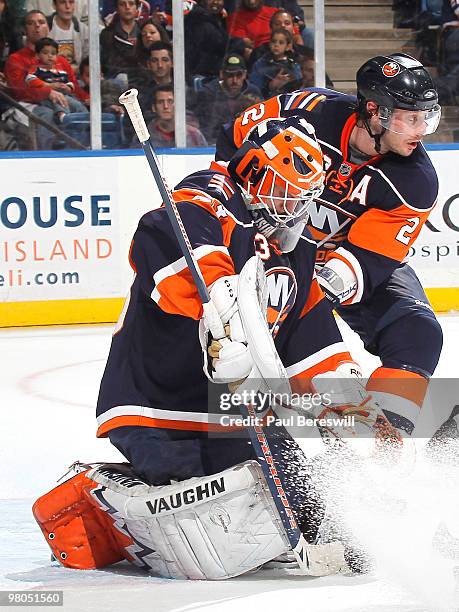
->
[33,461,349,579]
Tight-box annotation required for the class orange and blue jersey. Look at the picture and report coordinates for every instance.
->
[216,88,439,304]
[96,167,354,437]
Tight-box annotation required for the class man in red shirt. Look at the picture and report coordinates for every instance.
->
[227,0,277,55]
[5,10,88,149]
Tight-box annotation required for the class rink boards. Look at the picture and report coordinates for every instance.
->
[1,146,458,327]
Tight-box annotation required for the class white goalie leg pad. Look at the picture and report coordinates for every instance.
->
[87,460,290,580]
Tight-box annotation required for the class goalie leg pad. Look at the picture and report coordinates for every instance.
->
[86,460,290,580]
[32,469,127,570]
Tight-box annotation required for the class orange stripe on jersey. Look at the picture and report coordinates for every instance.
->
[305,94,326,112]
[128,239,136,273]
[289,90,314,110]
[340,113,358,155]
[348,203,430,262]
[97,415,239,436]
[173,187,221,217]
[154,249,235,318]
[221,215,237,247]
[290,351,355,394]
[366,367,428,407]
[299,278,325,318]
[174,183,239,247]
[233,96,282,147]
[209,160,229,173]
[97,410,274,437]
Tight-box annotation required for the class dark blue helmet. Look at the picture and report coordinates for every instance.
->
[357,53,438,112]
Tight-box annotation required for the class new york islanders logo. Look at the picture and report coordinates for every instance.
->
[265,267,297,337]
[382,61,400,77]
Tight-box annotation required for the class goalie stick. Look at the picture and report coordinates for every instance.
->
[119,88,310,573]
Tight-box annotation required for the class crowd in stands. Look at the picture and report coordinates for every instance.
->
[3,0,459,150]
[0,0,331,150]
[0,0,459,150]
[396,0,459,106]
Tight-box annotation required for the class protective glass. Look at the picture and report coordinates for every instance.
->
[377,105,441,136]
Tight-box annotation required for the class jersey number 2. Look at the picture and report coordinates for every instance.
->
[241,103,266,126]
[396,217,420,245]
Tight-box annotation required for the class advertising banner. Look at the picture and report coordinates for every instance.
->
[0,147,457,326]
[408,149,459,291]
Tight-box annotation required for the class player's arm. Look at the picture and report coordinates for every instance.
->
[279,277,412,444]
[215,90,326,161]
[131,189,255,385]
[317,197,436,305]
[215,95,283,160]
[131,188,236,320]
[277,278,359,393]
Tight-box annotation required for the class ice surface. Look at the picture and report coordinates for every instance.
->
[0,317,458,611]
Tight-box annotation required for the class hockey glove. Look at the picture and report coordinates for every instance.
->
[199,275,253,384]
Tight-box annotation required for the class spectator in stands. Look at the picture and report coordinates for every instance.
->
[195,53,261,143]
[6,11,59,102]
[432,0,459,104]
[184,0,244,81]
[296,46,334,88]
[79,56,125,114]
[134,40,172,111]
[264,0,314,48]
[26,0,90,24]
[247,9,306,69]
[146,83,207,148]
[129,17,169,87]
[102,0,152,25]
[249,28,301,97]
[135,17,169,64]
[26,37,87,121]
[5,11,88,148]
[47,0,89,70]
[0,0,22,70]
[100,0,142,84]
[227,0,278,59]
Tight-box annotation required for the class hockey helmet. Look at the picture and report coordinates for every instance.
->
[356,53,441,135]
[228,116,324,226]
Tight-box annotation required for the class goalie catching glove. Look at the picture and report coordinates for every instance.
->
[199,256,290,396]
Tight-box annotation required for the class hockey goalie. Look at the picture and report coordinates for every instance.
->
[33,113,423,581]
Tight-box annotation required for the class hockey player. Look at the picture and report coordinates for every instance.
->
[33,117,379,580]
[216,53,443,438]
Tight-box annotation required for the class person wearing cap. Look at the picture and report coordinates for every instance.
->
[195,53,262,144]
[216,53,443,443]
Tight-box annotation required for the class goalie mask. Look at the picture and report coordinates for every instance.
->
[228,117,325,231]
